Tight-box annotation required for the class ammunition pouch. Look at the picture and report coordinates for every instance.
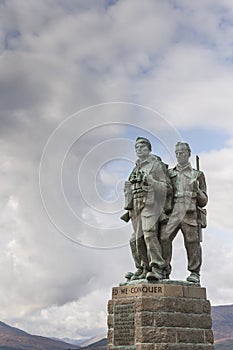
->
[197,207,207,228]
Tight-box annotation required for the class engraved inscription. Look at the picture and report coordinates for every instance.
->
[114,304,135,346]
[112,284,164,298]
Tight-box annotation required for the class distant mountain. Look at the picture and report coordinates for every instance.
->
[81,338,107,349]
[52,337,83,347]
[0,321,78,350]
[79,335,107,348]
[215,339,233,350]
[212,304,233,344]
[55,334,106,348]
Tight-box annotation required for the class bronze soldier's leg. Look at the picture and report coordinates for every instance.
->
[129,233,141,269]
[160,221,180,278]
[185,242,202,273]
[144,230,165,276]
[141,215,164,278]
[131,214,149,276]
[181,223,202,279]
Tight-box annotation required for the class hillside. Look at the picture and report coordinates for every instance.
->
[0,321,78,350]
[215,339,233,350]
[81,338,107,349]
[212,305,233,342]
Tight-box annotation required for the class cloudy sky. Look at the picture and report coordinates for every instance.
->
[1,0,233,342]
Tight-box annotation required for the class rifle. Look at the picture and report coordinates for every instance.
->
[196,155,200,172]
[196,155,203,242]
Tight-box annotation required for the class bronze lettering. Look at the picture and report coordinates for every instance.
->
[112,288,118,296]
[121,288,128,294]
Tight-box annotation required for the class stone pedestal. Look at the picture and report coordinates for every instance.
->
[107,283,214,350]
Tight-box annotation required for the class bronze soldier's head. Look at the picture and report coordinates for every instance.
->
[175,142,191,166]
[135,137,152,160]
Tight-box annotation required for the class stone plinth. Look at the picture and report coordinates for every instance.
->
[107,283,214,350]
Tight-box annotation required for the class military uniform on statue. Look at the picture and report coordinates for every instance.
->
[122,137,172,281]
[160,142,208,284]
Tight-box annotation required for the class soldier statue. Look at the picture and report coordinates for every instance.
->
[122,137,172,281]
[160,142,208,284]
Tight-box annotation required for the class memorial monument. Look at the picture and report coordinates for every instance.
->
[107,138,214,349]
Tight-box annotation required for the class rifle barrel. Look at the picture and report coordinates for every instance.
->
[196,155,200,171]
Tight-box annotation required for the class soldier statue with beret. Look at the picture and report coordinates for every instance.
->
[122,137,172,282]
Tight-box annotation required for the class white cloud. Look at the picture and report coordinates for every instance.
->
[200,146,233,232]
[1,0,233,340]
[12,289,108,339]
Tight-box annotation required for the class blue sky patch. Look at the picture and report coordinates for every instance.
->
[179,127,230,154]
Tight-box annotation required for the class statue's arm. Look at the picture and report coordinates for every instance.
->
[163,163,173,195]
[145,161,169,194]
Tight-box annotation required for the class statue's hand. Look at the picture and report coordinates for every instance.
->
[143,174,154,186]
[193,180,200,193]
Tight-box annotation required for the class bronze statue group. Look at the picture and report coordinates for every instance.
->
[122,137,208,285]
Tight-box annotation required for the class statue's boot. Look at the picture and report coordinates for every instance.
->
[131,267,144,280]
[146,267,163,282]
[186,272,200,284]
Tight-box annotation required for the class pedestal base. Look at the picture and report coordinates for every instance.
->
[107,283,214,350]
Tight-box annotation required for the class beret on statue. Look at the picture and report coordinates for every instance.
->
[135,137,152,151]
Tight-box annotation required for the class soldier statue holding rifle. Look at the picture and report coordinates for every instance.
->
[160,142,208,284]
